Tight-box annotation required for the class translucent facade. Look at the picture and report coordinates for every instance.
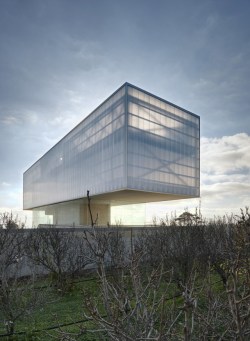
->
[127,86,200,197]
[23,83,200,226]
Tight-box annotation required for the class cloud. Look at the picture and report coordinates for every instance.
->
[0,186,22,208]
[202,182,250,199]
[201,133,250,175]
[199,133,250,215]
[0,116,20,125]
[1,182,11,187]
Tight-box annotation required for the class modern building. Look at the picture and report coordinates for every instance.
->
[23,83,200,226]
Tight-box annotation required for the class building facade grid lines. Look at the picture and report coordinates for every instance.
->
[23,83,200,226]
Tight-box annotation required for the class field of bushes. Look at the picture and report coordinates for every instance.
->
[0,209,249,340]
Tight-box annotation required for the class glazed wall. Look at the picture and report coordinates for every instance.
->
[32,200,110,227]
[24,83,200,213]
[24,86,126,209]
[127,85,200,197]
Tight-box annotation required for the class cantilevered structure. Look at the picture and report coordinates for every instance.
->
[23,83,200,226]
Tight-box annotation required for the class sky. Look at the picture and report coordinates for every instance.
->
[0,0,250,225]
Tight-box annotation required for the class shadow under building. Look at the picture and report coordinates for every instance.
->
[23,83,200,226]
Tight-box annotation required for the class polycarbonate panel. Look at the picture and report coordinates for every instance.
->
[127,85,200,197]
[24,86,126,209]
[24,83,200,211]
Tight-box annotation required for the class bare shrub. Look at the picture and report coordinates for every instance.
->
[82,248,178,340]
[0,229,42,335]
[26,228,91,292]
[50,207,250,340]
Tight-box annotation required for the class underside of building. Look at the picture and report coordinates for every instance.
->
[23,83,200,226]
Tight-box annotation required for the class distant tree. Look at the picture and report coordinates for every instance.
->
[175,209,202,226]
[0,212,25,229]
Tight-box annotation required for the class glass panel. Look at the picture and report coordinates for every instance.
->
[24,84,200,212]
[24,87,127,209]
[127,85,200,197]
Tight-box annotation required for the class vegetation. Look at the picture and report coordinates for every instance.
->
[0,212,25,230]
[0,208,249,340]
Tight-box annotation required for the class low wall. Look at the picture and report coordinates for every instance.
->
[0,225,152,279]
